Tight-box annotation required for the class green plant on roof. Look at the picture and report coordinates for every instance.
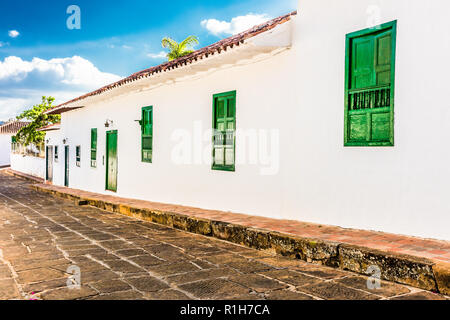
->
[161,35,199,61]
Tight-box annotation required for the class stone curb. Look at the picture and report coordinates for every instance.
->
[30,184,449,295]
[433,262,450,295]
[4,169,45,184]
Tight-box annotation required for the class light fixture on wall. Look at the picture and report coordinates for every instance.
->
[46,139,50,144]
[63,138,68,144]
[104,119,114,128]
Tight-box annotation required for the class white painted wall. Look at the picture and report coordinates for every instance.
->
[56,47,295,218]
[288,0,450,240]
[46,0,450,241]
[10,154,45,179]
[0,134,11,166]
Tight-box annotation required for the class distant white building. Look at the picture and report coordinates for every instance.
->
[40,0,450,241]
[0,121,30,167]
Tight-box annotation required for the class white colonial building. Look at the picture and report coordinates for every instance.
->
[0,121,30,168]
[40,0,450,241]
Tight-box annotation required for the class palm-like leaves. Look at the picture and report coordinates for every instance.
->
[161,36,199,61]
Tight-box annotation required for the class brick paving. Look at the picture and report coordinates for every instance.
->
[0,172,447,300]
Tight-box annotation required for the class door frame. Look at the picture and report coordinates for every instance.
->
[64,145,69,187]
[105,130,118,192]
[46,146,53,182]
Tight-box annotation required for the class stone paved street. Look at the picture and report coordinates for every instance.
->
[0,172,447,300]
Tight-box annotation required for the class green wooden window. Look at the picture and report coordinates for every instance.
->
[91,128,97,168]
[141,106,153,163]
[212,91,236,171]
[54,146,59,162]
[344,21,397,146]
[76,145,81,167]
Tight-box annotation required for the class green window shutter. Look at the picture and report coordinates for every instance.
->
[91,128,97,167]
[345,21,396,147]
[212,91,236,171]
[141,106,153,163]
[375,30,392,86]
[351,35,375,89]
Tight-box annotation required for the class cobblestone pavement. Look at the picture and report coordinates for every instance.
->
[0,173,447,300]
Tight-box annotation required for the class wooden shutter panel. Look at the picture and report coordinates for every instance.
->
[91,128,97,167]
[375,30,392,86]
[143,109,153,135]
[91,129,97,150]
[213,98,226,166]
[225,96,235,166]
[371,30,393,141]
[351,35,375,89]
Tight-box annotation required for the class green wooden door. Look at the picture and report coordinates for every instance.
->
[106,130,118,192]
[64,146,69,187]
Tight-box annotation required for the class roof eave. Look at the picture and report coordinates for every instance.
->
[37,127,61,132]
[45,106,84,115]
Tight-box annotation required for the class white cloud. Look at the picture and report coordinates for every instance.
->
[0,55,122,119]
[8,30,20,38]
[201,13,272,36]
[147,51,167,59]
[0,55,121,88]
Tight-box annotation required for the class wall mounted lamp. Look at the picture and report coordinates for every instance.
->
[105,119,114,128]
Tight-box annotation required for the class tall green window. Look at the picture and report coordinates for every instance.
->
[141,106,153,163]
[344,21,397,146]
[91,128,97,168]
[212,91,236,171]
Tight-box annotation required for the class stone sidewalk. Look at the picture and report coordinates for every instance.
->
[3,169,450,295]
[10,169,446,264]
[0,172,447,300]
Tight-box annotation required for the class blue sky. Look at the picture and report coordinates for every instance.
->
[0,0,296,120]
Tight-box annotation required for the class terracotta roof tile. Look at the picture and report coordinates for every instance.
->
[46,11,297,114]
[0,121,30,134]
